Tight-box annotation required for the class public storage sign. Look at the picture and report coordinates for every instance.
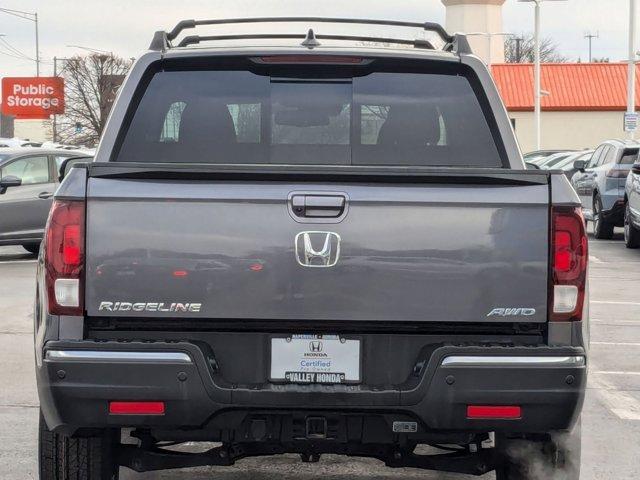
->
[1,77,65,119]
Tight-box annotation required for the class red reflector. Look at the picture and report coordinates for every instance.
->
[172,270,188,277]
[249,263,263,271]
[109,401,165,415]
[467,405,521,419]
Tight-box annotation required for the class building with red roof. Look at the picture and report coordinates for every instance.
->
[491,63,640,153]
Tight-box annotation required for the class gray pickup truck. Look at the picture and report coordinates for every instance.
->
[34,18,588,480]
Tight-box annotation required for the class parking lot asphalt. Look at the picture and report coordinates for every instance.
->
[1,228,639,479]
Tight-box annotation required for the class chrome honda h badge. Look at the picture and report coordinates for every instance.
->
[295,231,341,267]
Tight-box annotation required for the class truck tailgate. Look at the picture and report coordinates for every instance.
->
[84,170,550,323]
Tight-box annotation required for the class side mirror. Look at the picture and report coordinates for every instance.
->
[573,160,587,172]
[0,175,22,194]
[58,158,89,182]
[525,162,540,170]
[632,163,640,175]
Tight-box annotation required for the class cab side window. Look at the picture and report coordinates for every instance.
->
[0,156,50,185]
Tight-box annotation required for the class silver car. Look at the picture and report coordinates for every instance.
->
[0,148,90,253]
[571,139,639,239]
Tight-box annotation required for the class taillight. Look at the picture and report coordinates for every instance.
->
[605,169,630,178]
[550,206,588,321]
[45,200,85,315]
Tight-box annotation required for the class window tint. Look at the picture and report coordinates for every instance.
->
[620,148,639,165]
[117,68,502,167]
[1,156,49,185]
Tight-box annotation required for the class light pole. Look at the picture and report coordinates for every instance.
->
[0,7,40,76]
[628,0,638,140]
[518,0,568,151]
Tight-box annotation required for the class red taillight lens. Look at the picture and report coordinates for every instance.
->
[45,200,85,315]
[551,206,588,322]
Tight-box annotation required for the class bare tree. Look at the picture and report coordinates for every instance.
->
[505,34,568,63]
[56,53,132,145]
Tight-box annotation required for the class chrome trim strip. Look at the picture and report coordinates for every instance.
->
[441,355,586,367]
[45,350,192,363]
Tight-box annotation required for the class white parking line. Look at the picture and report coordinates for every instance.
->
[0,259,37,264]
[592,342,640,346]
[591,371,640,376]
[591,320,640,326]
[589,365,640,421]
[591,301,640,306]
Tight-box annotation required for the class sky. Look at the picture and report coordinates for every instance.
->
[0,0,637,82]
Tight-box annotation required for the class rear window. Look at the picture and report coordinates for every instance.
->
[620,148,639,165]
[116,67,503,167]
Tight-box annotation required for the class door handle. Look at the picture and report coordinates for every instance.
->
[38,192,53,199]
[291,194,346,218]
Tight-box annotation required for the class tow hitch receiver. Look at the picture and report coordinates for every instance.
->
[306,417,328,439]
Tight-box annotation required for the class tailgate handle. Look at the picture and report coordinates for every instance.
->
[292,195,345,218]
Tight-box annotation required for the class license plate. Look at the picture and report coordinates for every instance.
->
[270,334,361,384]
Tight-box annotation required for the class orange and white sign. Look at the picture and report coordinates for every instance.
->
[1,77,65,119]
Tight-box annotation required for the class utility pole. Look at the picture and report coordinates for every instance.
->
[628,0,638,140]
[52,56,74,142]
[585,31,599,62]
[53,57,58,142]
[35,12,39,76]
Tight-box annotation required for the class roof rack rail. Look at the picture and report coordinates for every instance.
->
[149,17,471,55]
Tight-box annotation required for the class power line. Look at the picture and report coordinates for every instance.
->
[0,37,34,60]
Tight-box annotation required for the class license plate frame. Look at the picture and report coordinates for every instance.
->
[269,334,362,385]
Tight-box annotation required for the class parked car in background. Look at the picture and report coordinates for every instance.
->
[535,151,576,169]
[0,148,91,254]
[523,149,572,163]
[543,150,595,181]
[571,139,639,239]
[0,137,42,148]
[526,150,576,167]
[624,151,640,248]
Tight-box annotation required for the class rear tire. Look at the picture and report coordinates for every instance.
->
[495,421,581,480]
[593,194,614,240]
[39,411,120,480]
[22,243,40,255]
[624,202,640,249]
